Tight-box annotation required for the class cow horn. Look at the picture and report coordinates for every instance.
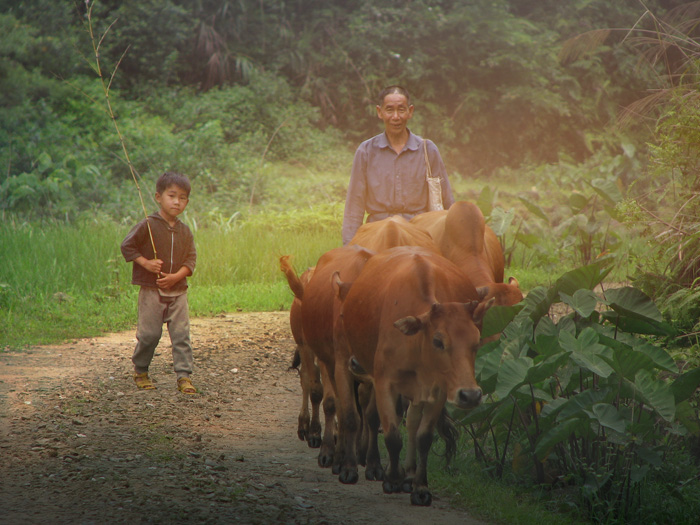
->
[464,300,479,315]
[331,271,353,301]
[476,286,490,300]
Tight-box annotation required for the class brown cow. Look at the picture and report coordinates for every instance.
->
[300,244,375,472]
[344,215,442,482]
[411,201,522,306]
[335,246,491,505]
[279,256,322,448]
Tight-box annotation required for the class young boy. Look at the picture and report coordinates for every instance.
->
[121,172,198,394]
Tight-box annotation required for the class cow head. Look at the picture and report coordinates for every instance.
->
[393,301,488,410]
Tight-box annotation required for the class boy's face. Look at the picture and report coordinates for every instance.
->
[155,184,189,222]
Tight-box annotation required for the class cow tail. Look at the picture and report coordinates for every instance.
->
[436,407,459,465]
[279,255,304,300]
[289,348,301,374]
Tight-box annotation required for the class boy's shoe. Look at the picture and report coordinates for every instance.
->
[133,372,156,390]
[177,377,197,395]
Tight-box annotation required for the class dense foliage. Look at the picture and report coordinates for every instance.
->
[458,262,700,523]
[1,0,690,224]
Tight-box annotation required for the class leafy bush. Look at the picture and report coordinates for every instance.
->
[456,261,700,523]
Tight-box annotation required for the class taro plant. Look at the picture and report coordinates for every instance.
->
[455,260,700,523]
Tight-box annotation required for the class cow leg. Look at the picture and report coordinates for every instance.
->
[317,362,337,469]
[401,401,422,493]
[299,343,323,448]
[410,401,443,506]
[307,360,323,449]
[333,358,360,484]
[376,380,404,494]
[356,382,371,467]
[359,384,384,481]
[295,347,311,442]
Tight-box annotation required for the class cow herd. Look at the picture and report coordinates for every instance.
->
[280,201,523,506]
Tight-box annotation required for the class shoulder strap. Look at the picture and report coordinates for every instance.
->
[423,139,433,181]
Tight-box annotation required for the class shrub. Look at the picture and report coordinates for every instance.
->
[456,261,700,523]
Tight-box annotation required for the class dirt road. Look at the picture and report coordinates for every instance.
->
[0,311,486,524]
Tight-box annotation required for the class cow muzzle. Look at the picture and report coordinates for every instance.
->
[455,387,482,409]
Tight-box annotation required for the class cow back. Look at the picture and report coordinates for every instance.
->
[349,215,440,254]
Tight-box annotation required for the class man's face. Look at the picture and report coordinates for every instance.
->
[376,93,414,135]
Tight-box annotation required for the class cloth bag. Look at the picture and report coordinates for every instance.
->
[423,140,444,211]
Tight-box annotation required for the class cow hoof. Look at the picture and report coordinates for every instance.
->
[410,489,432,507]
[297,430,307,441]
[401,478,413,493]
[307,436,321,449]
[339,467,359,485]
[365,465,385,482]
[382,480,402,494]
[318,453,333,468]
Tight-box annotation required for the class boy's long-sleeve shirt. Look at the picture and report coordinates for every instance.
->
[121,212,197,295]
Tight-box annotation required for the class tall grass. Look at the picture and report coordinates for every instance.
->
[0,210,341,349]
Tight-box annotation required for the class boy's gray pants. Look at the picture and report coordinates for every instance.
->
[132,287,193,379]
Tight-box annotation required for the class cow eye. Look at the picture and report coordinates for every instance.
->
[433,334,445,351]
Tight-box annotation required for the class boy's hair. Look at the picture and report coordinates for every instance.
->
[377,85,411,107]
[156,172,191,196]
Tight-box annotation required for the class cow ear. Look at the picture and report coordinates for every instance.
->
[394,316,423,335]
[476,286,490,300]
[331,271,353,301]
[508,276,520,289]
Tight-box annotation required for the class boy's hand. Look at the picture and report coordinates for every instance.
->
[156,272,180,290]
[139,258,163,275]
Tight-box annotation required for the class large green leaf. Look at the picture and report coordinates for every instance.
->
[518,196,549,223]
[526,352,570,384]
[634,340,677,373]
[559,289,598,318]
[477,186,495,218]
[568,192,590,214]
[556,388,612,421]
[475,344,504,395]
[670,367,700,404]
[584,403,628,434]
[589,177,623,204]
[535,418,587,460]
[482,304,523,339]
[489,206,515,237]
[604,287,662,321]
[560,328,614,378]
[599,347,656,382]
[554,261,612,296]
[634,369,676,422]
[601,310,676,336]
[675,400,700,435]
[495,356,533,399]
[516,286,553,324]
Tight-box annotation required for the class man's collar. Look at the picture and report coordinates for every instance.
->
[378,129,420,151]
